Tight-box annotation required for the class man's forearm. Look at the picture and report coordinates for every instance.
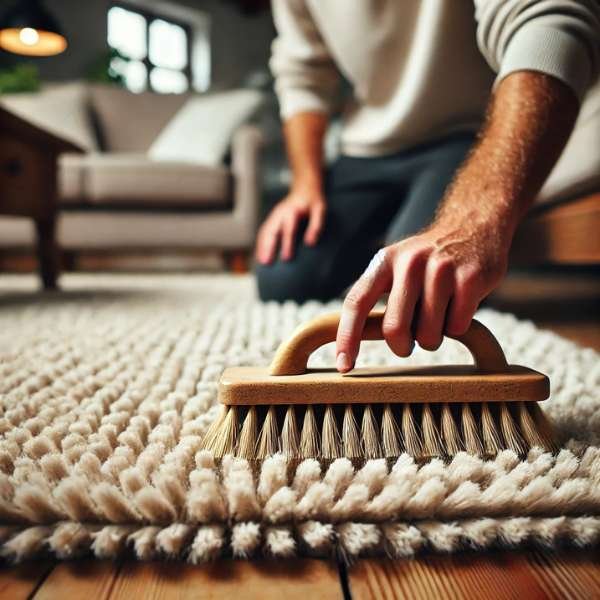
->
[436,71,579,241]
[284,111,328,193]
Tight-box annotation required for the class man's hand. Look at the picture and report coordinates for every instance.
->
[256,111,328,265]
[335,71,579,372]
[255,186,326,264]
[335,216,509,372]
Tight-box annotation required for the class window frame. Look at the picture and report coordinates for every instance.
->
[108,1,194,93]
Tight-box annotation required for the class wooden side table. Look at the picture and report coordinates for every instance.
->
[0,106,83,289]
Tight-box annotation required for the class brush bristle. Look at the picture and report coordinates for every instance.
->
[300,405,320,458]
[210,405,238,458]
[342,405,361,460]
[281,405,300,459]
[481,403,503,458]
[381,404,402,458]
[256,405,279,459]
[204,399,556,462]
[322,405,342,460]
[237,406,258,459]
[421,404,444,459]
[441,403,463,455]
[201,405,227,451]
[461,403,484,456]
[499,402,527,457]
[361,404,381,459]
[402,404,422,459]
[528,402,559,453]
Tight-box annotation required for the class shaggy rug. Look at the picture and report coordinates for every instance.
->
[0,274,598,562]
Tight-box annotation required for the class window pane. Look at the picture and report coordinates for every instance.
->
[192,29,211,92]
[107,6,146,60]
[149,19,187,70]
[150,68,188,94]
[112,57,147,93]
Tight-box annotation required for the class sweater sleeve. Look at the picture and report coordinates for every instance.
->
[474,0,600,101]
[270,0,339,119]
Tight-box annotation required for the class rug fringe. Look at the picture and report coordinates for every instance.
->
[1,516,599,563]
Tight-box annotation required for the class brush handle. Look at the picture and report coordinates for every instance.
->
[269,311,509,376]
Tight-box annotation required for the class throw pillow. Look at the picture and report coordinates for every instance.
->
[148,89,263,166]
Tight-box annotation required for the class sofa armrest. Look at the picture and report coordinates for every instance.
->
[231,123,264,180]
[230,124,265,246]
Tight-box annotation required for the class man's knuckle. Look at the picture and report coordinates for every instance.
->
[430,254,455,275]
[344,288,367,312]
[457,266,482,292]
[399,246,430,275]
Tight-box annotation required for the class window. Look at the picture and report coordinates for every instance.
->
[107,4,193,94]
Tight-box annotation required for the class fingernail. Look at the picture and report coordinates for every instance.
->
[336,352,351,372]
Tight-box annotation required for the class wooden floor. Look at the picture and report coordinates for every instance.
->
[1,550,599,599]
[1,268,599,599]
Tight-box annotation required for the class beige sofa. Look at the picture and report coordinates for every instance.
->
[0,83,263,252]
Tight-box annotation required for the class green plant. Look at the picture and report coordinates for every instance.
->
[0,63,40,94]
[85,47,129,86]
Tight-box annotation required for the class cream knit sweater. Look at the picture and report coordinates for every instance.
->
[270,0,600,201]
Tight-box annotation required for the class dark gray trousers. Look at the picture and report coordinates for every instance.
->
[256,133,475,302]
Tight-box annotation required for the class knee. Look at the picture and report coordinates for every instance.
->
[255,259,327,303]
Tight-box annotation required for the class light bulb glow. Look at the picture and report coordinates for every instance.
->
[0,27,67,56]
[19,27,39,46]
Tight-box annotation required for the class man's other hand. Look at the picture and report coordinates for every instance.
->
[255,186,326,264]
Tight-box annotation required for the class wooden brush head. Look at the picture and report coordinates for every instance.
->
[218,312,549,407]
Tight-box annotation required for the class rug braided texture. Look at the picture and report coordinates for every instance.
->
[0,274,599,562]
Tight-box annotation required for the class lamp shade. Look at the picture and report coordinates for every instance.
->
[0,0,67,56]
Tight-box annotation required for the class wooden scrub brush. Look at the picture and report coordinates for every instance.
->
[202,311,556,462]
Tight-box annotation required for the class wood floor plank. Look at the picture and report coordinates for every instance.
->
[526,550,600,599]
[0,561,54,600]
[34,560,120,600]
[348,550,600,600]
[108,559,343,600]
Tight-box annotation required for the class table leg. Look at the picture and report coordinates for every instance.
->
[35,216,59,290]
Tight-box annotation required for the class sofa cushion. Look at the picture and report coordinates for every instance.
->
[0,83,98,151]
[89,85,188,152]
[148,89,264,166]
[79,154,230,206]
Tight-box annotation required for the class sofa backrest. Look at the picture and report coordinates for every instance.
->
[88,85,191,153]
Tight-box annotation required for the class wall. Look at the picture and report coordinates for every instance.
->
[0,0,275,88]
